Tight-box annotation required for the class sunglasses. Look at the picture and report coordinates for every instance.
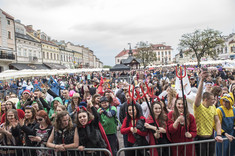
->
[36,118,43,122]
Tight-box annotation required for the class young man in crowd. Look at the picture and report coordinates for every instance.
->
[194,71,223,156]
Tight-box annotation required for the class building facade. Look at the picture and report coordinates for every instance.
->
[115,49,138,64]
[15,20,42,64]
[66,42,83,67]
[0,9,16,72]
[152,43,173,65]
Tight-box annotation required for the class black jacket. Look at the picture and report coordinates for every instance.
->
[77,107,106,148]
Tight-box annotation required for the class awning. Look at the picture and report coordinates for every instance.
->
[110,64,130,71]
[10,63,50,70]
[43,63,67,69]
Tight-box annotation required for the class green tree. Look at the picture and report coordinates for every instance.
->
[103,65,112,68]
[135,41,157,68]
[178,28,224,67]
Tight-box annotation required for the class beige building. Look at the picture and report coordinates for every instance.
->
[15,20,42,65]
[66,42,83,67]
[53,40,74,69]
[25,25,65,69]
[152,43,173,65]
[0,9,16,72]
[82,46,90,68]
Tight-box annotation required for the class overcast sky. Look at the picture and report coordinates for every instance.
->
[1,0,235,66]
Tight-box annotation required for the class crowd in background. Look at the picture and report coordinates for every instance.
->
[0,66,234,156]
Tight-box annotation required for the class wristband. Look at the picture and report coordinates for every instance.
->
[217,135,222,137]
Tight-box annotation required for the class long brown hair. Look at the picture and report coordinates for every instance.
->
[5,109,18,126]
[71,97,81,111]
[172,97,190,123]
[151,102,167,128]
[54,111,73,130]
[75,109,94,128]
[25,106,36,125]
[92,94,101,105]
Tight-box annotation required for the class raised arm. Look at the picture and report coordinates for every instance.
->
[195,71,208,107]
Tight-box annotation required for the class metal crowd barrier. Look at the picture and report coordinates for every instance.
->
[0,146,112,156]
[117,138,230,156]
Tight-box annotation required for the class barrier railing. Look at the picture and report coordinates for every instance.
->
[0,146,112,156]
[117,138,230,156]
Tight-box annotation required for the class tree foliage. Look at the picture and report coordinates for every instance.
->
[103,65,112,68]
[134,41,157,67]
[178,28,224,66]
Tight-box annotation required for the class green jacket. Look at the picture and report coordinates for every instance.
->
[98,106,117,135]
[49,97,63,119]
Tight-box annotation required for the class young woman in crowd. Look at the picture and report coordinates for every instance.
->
[29,110,53,156]
[0,102,6,122]
[120,104,148,156]
[47,111,78,156]
[68,93,81,120]
[166,87,177,110]
[167,97,197,156]
[145,101,169,156]
[12,106,37,146]
[76,98,111,156]
[0,109,22,156]
[1,100,25,124]
[92,94,101,110]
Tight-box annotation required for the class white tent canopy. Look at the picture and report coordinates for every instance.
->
[0,68,109,80]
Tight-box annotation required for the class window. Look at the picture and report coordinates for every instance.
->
[165,51,167,55]
[29,42,31,44]
[33,51,36,57]
[18,48,22,56]
[158,52,160,55]
[29,50,32,57]
[168,51,171,55]
[24,49,27,56]
[161,51,163,56]
[8,31,11,39]
[47,52,49,59]
[7,20,10,25]
[54,54,56,60]
[57,54,59,60]
[117,59,119,62]
[50,53,52,59]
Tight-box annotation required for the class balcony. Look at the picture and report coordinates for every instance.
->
[0,52,15,60]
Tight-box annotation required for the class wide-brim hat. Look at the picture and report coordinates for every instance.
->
[72,93,80,98]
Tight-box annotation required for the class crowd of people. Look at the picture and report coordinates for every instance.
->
[0,66,234,156]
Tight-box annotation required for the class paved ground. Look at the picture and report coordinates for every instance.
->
[117,128,125,156]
